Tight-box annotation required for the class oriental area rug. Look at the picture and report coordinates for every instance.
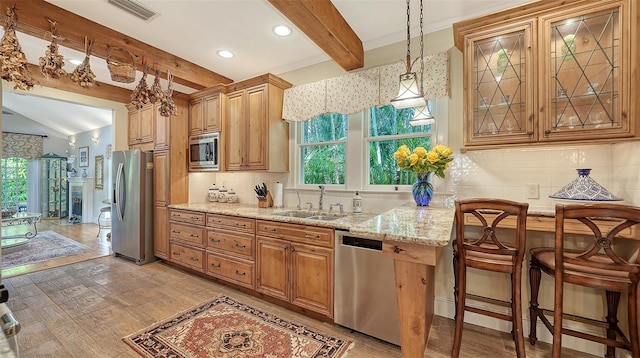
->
[123,295,353,358]
[1,230,94,269]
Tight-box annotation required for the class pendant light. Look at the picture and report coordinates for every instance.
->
[390,0,427,109]
[409,0,435,126]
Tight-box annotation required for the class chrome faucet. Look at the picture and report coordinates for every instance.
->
[295,190,301,210]
[318,185,326,212]
[329,202,344,216]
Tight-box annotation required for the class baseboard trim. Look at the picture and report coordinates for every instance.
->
[433,296,632,357]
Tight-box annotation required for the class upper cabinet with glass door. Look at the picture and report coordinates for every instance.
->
[454,0,638,149]
[463,21,535,146]
[540,2,630,141]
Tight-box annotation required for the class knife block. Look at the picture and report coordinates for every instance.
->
[258,191,273,208]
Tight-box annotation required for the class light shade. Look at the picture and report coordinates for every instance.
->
[390,72,426,109]
[550,168,622,201]
[409,105,435,126]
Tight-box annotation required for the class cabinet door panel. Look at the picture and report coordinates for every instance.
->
[139,105,155,143]
[154,205,168,259]
[204,95,221,132]
[225,92,245,170]
[540,3,629,141]
[256,236,289,301]
[245,86,267,170]
[153,152,169,206]
[155,109,170,150]
[291,243,333,317]
[189,99,203,135]
[128,110,140,145]
[464,21,536,146]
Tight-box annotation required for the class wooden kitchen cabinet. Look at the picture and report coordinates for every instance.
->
[127,103,155,149]
[454,0,638,149]
[189,85,225,136]
[255,220,334,317]
[224,74,291,172]
[154,205,169,259]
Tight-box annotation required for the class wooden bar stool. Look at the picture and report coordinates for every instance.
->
[529,203,640,358]
[452,198,529,358]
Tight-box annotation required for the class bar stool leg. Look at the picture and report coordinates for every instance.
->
[452,255,466,358]
[628,287,640,358]
[529,258,541,345]
[512,269,526,357]
[604,291,621,358]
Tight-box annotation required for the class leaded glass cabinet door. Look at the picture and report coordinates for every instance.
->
[464,21,535,146]
[540,1,630,141]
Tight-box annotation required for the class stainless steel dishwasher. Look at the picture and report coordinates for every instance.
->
[334,229,400,346]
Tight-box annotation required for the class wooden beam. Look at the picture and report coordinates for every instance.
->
[26,64,132,103]
[3,0,233,90]
[267,0,364,71]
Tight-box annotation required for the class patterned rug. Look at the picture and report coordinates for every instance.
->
[123,295,353,358]
[1,230,94,269]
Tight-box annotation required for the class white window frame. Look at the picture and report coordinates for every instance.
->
[290,98,448,193]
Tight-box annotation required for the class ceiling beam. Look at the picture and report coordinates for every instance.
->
[2,0,233,91]
[267,0,364,72]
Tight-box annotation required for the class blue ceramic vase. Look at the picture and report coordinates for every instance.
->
[412,172,434,206]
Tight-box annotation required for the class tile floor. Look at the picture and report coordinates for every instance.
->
[2,222,598,357]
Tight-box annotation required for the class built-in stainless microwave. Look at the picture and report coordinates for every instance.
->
[189,133,219,171]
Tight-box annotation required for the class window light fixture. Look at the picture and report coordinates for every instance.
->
[408,0,435,126]
[390,0,427,110]
[273,25,292,37]
[217,50,234,59]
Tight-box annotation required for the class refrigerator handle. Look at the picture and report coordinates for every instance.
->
[115,162,124,221]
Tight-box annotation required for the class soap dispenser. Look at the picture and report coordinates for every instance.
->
[352,191,362,214]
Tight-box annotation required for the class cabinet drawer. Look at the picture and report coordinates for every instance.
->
[207,213,255,233]
[170,223,205,247]
[169,209,205,225]
[206,252,254,289]
[256,220,334,248]
[170,242,205,272]
[207,227,254,260]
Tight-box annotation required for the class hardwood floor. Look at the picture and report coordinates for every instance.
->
[1,221,597,357]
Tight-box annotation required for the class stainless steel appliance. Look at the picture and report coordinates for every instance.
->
[189,133,219,171]
[112,149,156,265]
[334,229,400,345]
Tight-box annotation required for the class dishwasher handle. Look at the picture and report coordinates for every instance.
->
[340,234,383,251]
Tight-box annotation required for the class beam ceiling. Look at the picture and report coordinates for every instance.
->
[267,0,364,71]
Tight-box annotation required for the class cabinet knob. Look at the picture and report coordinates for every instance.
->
[291,246,296,252]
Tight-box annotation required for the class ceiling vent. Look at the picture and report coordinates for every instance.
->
[107,0,158,21]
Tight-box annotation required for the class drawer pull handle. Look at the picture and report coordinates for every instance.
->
[172,251,180,256]
[235,270,246,276]
[235,243,246,249]
[190,234,200,238]
[211,220,221,223]
[210,263,221,268]
[210,239,221,243]
[172,230,181,234]
[266,228,277,232]
[190,257,199,262]
[191,216,200,220]
[304,234,320,239]
[235,223,247,227]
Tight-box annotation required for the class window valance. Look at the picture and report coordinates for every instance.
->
[2,132,44,160]
[283,51,449,122]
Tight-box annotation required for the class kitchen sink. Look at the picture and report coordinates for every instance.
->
[307,215,341,221]
[272,211,315,218]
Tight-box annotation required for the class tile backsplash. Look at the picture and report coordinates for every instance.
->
[188,141,640,214]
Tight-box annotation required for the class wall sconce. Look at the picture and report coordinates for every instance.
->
[91,136,99,144]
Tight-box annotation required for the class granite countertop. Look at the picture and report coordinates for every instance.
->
[169,201,455,247]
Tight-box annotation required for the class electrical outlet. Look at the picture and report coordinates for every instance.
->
[526,183,539,199]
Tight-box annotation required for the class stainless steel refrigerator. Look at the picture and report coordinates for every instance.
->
[111,149,156,265]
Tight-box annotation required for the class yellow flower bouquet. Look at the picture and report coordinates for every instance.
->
[393,144,454,179]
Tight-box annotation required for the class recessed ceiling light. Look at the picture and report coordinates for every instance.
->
[273,25,291,37]
[69,59,83,65]
[217,50,234,59]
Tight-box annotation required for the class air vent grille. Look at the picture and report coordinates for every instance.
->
[107,0,157,21]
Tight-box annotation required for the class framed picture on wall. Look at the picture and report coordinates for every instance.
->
[78,146,89,167]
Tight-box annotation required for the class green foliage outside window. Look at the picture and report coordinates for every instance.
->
[369,105,432,185]
[302,113,347,184]
[1,157,29,209]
